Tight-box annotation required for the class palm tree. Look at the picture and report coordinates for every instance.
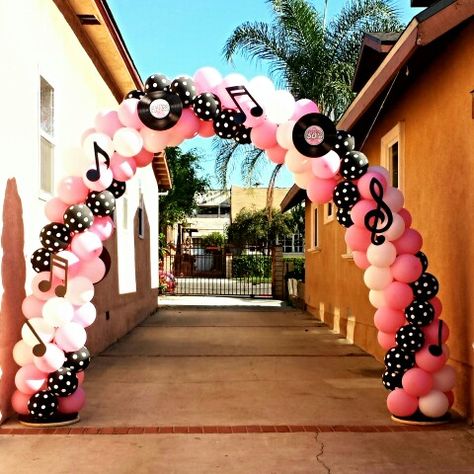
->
[216,0,404,186]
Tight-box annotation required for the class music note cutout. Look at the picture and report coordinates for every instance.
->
[364,177,394,246]
[86,141,110,182]
[428,320,444,356]
[25,320,47,357]
[225,85,264,124]
[39,254,69,297]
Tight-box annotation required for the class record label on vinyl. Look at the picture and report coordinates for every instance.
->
[150,99,171,119]
[292,113,337,158]
[137,91,183,131]
[304,125,324,146]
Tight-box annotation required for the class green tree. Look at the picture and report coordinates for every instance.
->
[159,147,208,233]
[201,231,227,248]
[216,0,404,186]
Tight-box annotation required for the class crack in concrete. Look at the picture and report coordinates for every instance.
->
[314,432,331,474]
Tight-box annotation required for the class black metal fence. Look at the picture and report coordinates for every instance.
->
[162,244,273,297]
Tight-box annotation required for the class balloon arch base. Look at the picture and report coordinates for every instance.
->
[391,411,451,426]
[18,412,80,428]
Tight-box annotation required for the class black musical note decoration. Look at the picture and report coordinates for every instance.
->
[364,178,394,246]
[225,85,263,124]
[428,320,444,356]
[86,141,110,182]
[39,254,69,297]
[25,320,47,357]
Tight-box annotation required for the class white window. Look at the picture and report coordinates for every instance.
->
[324,202,335,223]
[381,122,405,191]
[122,195,128,230]
[40,77,54,196]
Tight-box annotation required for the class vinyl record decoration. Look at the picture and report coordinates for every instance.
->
[292,113,337,158]
[63,204,94,233]
[137,91,183,131]
[86,191,116,217]
[47,366,79,396]
[39,223,71,252]
[213,109,241,139]
[339,150,369,180]
[107,179,126,199]
[28,391,58,419]
[31,248,52,273]
[144,73,170,93]
[170,76,196,107]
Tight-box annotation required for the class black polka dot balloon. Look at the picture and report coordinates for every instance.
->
[382,370,403,391]
[416,251,429,272]
[40,223,71,252]
[63,204,94,233]
[333,130,355,157]
[170,76,196,108]
[107,179,126,199]
[234,125,252,144]
[144,73,170,93]
[340,150,369,180]
[28,390,58,419]
[332,181,360,209]
[410,272,439,300]
[30,248,52,273]
[395,325,425,352]
[213,109,241,139]
[124,89,145,100]
[192,93,221,121]
[65,346,91,373]
[336,206,354,228]
[405,300,435,327]
[48,367,79,397]
[86,191,116,217]
[384,347,415,372]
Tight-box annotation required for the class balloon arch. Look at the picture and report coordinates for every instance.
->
[12,67,454,426]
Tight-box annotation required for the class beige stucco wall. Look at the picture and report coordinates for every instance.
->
[305,21,474,420]
[231,186,290,220]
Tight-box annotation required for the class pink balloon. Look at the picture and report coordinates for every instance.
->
[55,322,87,352]
[45,198,69,222]
[95,109,122,137]
[198,120,215,138]
[193,67,223,94]
[15,364,47,394]
[291,99,319,120]
[429,297,443,318]
[13,340,34,366]
[350,200,377,227]
[172,108,200,139]
[363,266,393,290]
[285,148,310,174]
[366,242,397,267]
[58,386,86,414]
[393,229,423,255]
[251,120,278,150]
[357,172,387,200]
[89,215,114,241]
[391,254,423,283]
[78,257,106,283]
[22,295,45,319]
[402,368,433,397]
[266,145,286,164]
[367,165,390,182]
[31,271,60,301]
[384,186,404,213]
[65,276,95,306]
[419,390,449,418]
[83,164,113,192]
[374,307,406,333]
[344,225,372,252]
[110,153,137,182]
[80,127,96,145]
[117,98,142,129]
[398,208,412,228]
[383,282,413,310]
[33,343,65,373]
[140,126,170,153]
[77,371,85,385]
[377,331,396,350]
[382,213,405,242]
[11,390,31,415]
[387,388,418,417]
[134,148,154,168]
[73,302,97,328]
[57,176,89,205]
[352,251,370,270]
[432,365,456,392]
[307,176,337,205]
[422,320,449,345]
[54,250,81,278]
[71,232,103,261]
[415,344,448,372]
[215,73,248,109]
[369,289,387,309]
[276,120,296,150]
[311,151,341,179]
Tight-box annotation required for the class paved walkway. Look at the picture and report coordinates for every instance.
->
[1,303,473,473]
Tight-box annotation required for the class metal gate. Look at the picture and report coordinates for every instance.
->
[161,244,272,297]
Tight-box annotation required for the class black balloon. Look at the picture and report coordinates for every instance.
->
[124,89,145,100]
[333,130,355,157]
[384,347,415,372]
[340,150,368,180]
[107,179,126,199]
[416,251,429,272]
[28,390,58,419]
[86,191,116,217]
[411,272,439,300]
[65,346,91,373]
[213,109,241,139]
[192,92,221,121]
[332,181,360,209]
[382,370,403,391]
[31,248,52,273]
[336,206,353,228]
[170,76,196,107]
[144,73,170,93]
[39,223,71,252]
[234,125,252,144]
[63,204,94,233]
[48,367,79,397]
[395,324,425,352]
[405,300,435,327]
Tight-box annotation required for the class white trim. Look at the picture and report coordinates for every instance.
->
[324,202,335,224]
[307,204,320,252]
[380,122,405,192]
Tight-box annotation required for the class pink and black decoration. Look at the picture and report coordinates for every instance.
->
[12,67,454,425]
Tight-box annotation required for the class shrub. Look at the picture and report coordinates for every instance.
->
[232,255,272,278]
[284,257,305,282]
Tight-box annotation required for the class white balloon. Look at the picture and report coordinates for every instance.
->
[65,277,95,306]
[248,75,275,108]
[21,318,55,347]
[113,127,143,157]
[265,90,296,124]
[13,340,34,366]
[369,289,387,309]
[285,148,311,174]
[367,242,397,267]
[419,390,449,418]
[293,171,313,190]
[364,266,393,290]
[42,297,74,327]
[276,120,296,150]
[432,365,456,392]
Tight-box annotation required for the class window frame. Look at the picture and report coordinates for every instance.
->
[138,195,145,239]
[307,204,320,252]
[39,76,55,200]
[324,202,335,224]
[380,122,405,192]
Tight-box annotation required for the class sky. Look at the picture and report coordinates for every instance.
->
[107,0,424,189]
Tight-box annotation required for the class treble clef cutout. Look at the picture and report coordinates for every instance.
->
[428,320,444,357]
[86,141,110,182]
[225,85,264,124]
[364,177,394,246]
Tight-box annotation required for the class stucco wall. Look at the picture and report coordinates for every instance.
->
[305,21,474,419]
[231,186,290,220]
